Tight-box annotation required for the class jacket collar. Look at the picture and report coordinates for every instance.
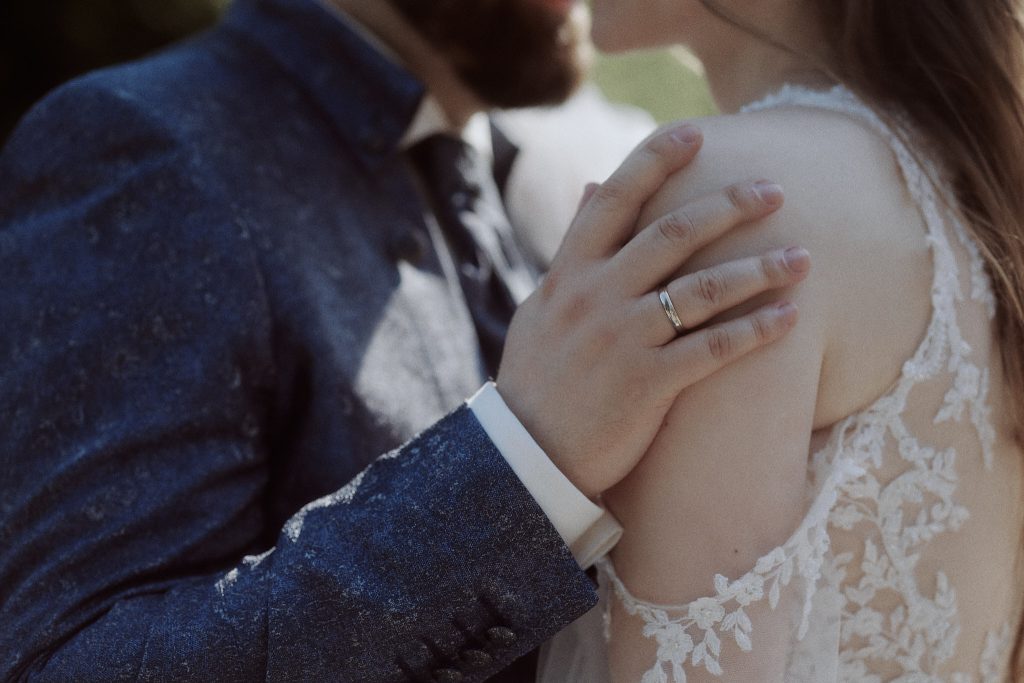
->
[224,0,426,167]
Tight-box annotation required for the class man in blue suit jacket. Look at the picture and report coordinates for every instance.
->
[0,0,808,680]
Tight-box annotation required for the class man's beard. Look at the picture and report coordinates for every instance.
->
[389,0,589,109]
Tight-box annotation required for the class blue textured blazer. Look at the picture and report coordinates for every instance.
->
[0,0,597,679]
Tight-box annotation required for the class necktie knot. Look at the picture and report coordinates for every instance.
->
[407,132,535,375]
[410,135,481,197]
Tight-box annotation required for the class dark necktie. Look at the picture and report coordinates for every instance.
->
[409,134,536,376]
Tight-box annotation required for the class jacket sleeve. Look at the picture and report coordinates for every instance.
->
[0,78,597,683]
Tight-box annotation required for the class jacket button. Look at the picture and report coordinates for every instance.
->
[433,669,464,683]
[390,230,430,264]
[485,626,517,648]
[461,648,493,669]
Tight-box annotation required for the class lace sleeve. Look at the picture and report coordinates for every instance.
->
[599,456,862,683]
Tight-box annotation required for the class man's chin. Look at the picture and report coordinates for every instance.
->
[461,6,592,108]
[390,0,591,109]
[462,59,587,110]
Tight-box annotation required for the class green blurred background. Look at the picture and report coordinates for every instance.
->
[0,0,715,144]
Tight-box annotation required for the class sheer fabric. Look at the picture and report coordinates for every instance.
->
[539,85,1023,682]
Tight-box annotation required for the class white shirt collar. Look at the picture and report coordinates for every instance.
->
[313,0,493,161]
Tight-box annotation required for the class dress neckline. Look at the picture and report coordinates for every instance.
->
[739,82,852,115]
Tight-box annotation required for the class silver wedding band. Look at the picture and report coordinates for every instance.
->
[658,287,687,336]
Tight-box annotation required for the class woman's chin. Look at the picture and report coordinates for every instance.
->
[589,23,642,54]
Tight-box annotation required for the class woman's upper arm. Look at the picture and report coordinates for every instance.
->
[602,124,834,680]
[603,288,826,680]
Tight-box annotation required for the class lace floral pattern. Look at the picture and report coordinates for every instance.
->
[601,86,1015,683]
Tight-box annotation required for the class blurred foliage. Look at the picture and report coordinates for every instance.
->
[592,50,716,123]
[0,0,712,143]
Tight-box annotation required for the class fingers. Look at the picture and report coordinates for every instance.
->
[657,302,799,392]
[575,182,601,214]
[612,179,785,295]
[558,124,704,261]
[642,246,811,345]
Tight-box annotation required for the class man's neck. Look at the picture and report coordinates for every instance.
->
[326,0,485,129]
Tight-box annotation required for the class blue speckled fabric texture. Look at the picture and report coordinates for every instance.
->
[0,0,597,679]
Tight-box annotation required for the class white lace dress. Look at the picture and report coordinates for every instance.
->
[538,85,1022,682]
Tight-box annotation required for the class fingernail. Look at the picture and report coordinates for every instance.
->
[783,247,811,274]
[774,302,798,325]
[754,180,784,207]
[670,124,702,145]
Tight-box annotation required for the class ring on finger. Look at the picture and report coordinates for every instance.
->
[658,286,687,336]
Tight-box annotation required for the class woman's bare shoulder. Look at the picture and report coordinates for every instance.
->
[643,107,920,256]
[641,107,934,425]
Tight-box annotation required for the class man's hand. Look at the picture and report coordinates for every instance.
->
[495,124,810,498]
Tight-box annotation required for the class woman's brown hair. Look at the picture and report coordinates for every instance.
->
[816,2,1024,675]
[701,0,1024,674]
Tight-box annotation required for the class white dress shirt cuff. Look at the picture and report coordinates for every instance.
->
[467,382,623,569]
